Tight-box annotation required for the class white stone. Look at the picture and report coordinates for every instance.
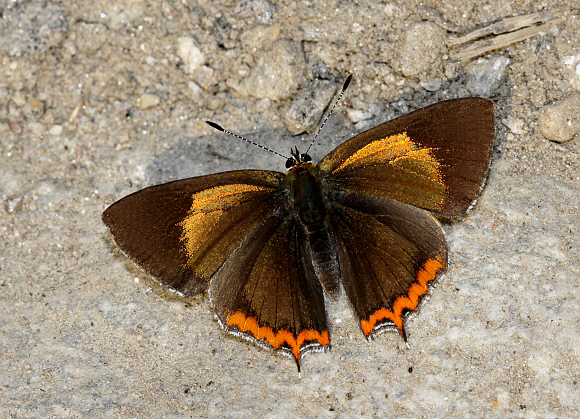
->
[177,37,205,74]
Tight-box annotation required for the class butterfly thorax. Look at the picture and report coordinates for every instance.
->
[286,162,341,299]
[286,163,327,227]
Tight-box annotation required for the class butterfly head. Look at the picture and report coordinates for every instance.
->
[286,146,312,169]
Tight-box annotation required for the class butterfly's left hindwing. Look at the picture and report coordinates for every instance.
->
[209,213,329,365]
[102,170,285,296]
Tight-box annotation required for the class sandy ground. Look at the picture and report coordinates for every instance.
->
[1,0,579,418]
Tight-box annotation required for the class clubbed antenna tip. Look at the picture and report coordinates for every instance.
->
[343,74,353,91]
[205,121,224,132]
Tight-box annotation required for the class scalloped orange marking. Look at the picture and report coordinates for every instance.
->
[360,255,445,336]
[226,311,329,360]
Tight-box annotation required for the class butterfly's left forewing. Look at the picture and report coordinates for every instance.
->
[102,170,286,296]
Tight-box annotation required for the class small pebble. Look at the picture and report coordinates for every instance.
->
[384,3,399,17]
[49,124,63,136]
[138,94,160,110]
[192,66,217,92]
[245,40,306,100]
[465,56,510,97]
[25,99,46,119]
[5,195,23,214]
[187,81,204,103]
[347,109,373,124]
[538,95,580,143]
[206,94,225,111]
[420,80,442,92]
[240,24,281,52]
[502,117,526,135]
[29,122,45,137]
[10,121,23,134]
[283,80,336,134]
[399,22,445,79]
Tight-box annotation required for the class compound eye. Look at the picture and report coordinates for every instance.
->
[301,153,312,162]
[285,158,294,168]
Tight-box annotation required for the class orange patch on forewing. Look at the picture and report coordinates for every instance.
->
[334,133,413,173]
[332,132,442,178]
[226,311,330,361]
[392,148,442,180]
[331,133,446,209]
[360,255,445,337]
[178,183,273,260]
[191,183,271,213]
[178,210,223,257]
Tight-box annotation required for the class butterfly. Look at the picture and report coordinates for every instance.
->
[102,79,494,370]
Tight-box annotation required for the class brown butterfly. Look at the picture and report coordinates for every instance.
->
[102,78,494,370]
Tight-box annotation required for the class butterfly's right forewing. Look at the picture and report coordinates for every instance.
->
[319,98,494,221]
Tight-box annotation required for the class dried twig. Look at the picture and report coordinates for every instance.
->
[448,11,565,62]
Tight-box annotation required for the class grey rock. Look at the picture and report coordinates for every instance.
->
[0,1,68,56]
[245,40,306,101]
[283,80,336,134]
[465,56,510,97]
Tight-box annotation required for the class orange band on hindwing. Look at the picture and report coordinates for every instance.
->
[360,255,445,336]
[226,311,330,361]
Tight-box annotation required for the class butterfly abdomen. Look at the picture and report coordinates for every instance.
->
[304,226,340,298]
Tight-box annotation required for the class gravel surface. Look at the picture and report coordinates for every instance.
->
[1,1,579,418]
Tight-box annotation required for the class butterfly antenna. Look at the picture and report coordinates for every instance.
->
[205,121,290,160]
[305,74,353,155]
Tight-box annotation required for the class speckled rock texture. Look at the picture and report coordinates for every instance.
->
[1,0,579,418]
